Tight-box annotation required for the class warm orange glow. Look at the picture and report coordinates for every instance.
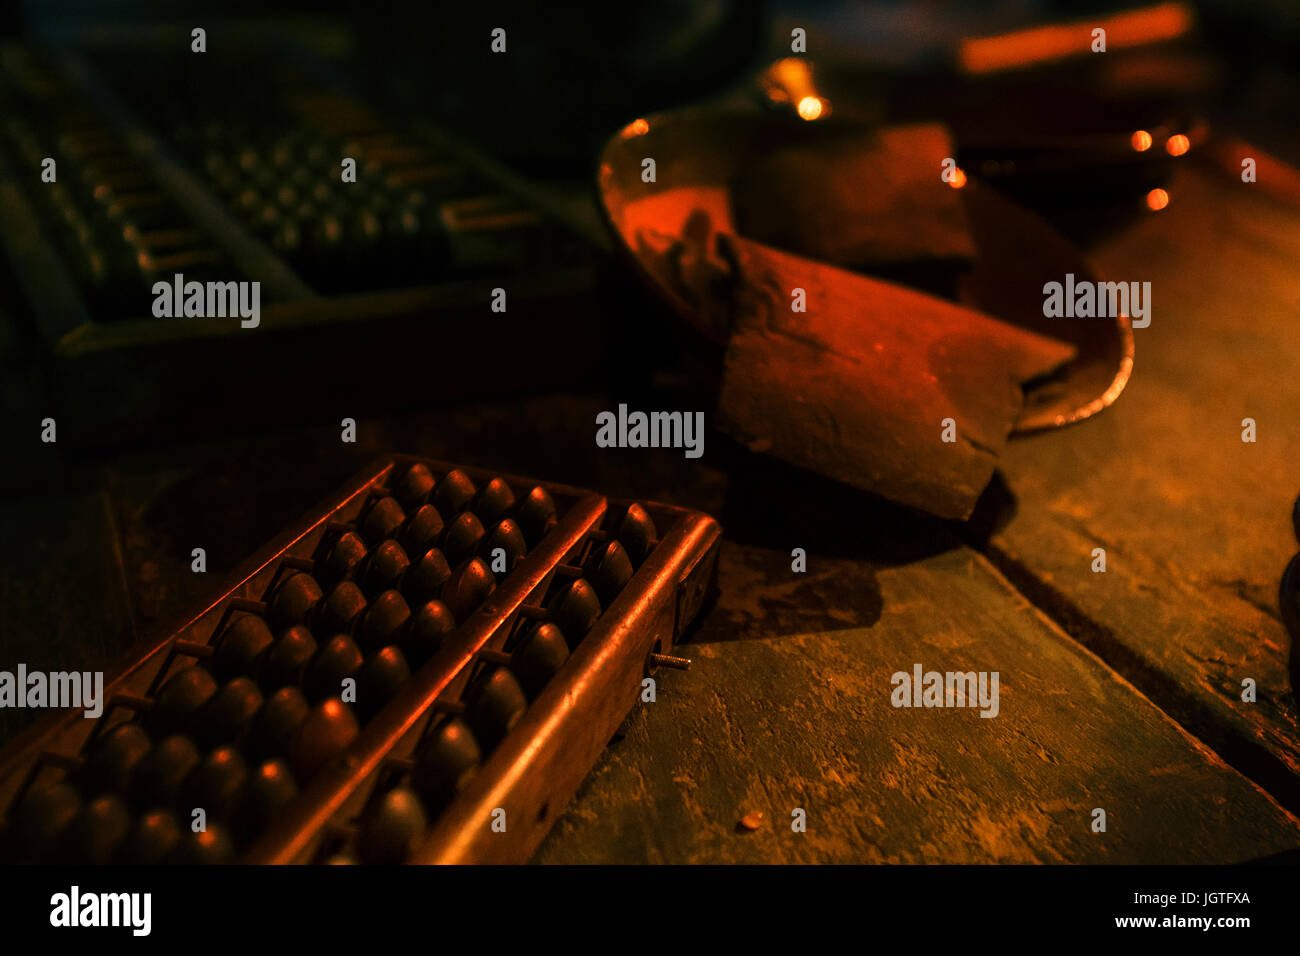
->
[621,118,649,138]
[797,97,824,121]
[762,57,828,120]
[959,2,1194,74]
[1146,188,1169,210]
[765,57,815,103]
[1165,134,1190,156]
[1131,130,1152,151]
[948,167,968,189]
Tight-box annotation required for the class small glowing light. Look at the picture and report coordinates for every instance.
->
[796,96,823,121]
[621,118,649,138]
[1146,188,1169,210]
[1130,130,1152,151]
[1165,134,1190,156]
[948,167,968,189]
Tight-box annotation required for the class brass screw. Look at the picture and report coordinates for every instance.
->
[648,652,691,670]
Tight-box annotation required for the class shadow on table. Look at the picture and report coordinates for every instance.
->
[687,439,1021,644]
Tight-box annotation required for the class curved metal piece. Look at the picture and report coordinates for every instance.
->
[595,106,1134,433]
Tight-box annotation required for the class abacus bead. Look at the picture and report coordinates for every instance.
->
[361,539,410,595]
[130,734,201,810]
[116,809,182,864]
[316,580,367,635]
[202,677,263,747]
[441,511,486,568]
[80,721,152,795]
[359,496,406,545]
[212,615,275,681]
[432,469,476,517]
[357,587,411,652]
[614,503,657,566]
[355,645,411,720]
[268,572,323,631]
[259,625,317,691]
[322,531,367,583]
[247,687,310,761]
[236,758,299,839]
[511,623,570,700]
[442,558,496,623]
[393,463,436,510]
[303,634,364,703]
[289,699,359,781]
[400,504,444,557]
[166,823,236,864]
[464,667,528,752]
[404,548,451,604]
[515,486,558,546]
[481,518,527,574]
[182,746,248,821]
[401,599,456,667]
[14,783,81,861]
[62,793,132,864]
[359,787,427,864]
[473,477,516,526]
[551,579,602,648]
[582,539,635,607]
[411,718,481,813]
[150,665,220,735]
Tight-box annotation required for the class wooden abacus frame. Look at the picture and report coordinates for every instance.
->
[0,455,722,864]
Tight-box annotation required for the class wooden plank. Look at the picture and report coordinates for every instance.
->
[985,163,1300,808]
[535,541,1300,863]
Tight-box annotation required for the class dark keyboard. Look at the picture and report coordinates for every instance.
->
[0,457,720,864]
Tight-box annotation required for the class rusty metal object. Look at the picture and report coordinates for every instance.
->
[596,106,1133,434]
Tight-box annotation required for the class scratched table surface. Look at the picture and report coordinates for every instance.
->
[2,158,1299,864]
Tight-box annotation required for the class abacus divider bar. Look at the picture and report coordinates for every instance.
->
[43,753,81,773]
[113,694,155,712]
[174,640,214,658]
[411,511,721,865]
[243,493,608,865]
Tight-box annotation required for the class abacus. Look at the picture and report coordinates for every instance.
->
[0,456,721,864]
[0,38,601,445]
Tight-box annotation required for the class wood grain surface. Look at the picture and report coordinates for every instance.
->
[986,163,1300,814]
[535,541,1300,863]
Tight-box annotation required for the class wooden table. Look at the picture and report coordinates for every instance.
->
[2,162,1298,864]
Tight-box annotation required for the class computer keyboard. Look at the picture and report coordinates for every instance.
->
[0,456,721,864]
